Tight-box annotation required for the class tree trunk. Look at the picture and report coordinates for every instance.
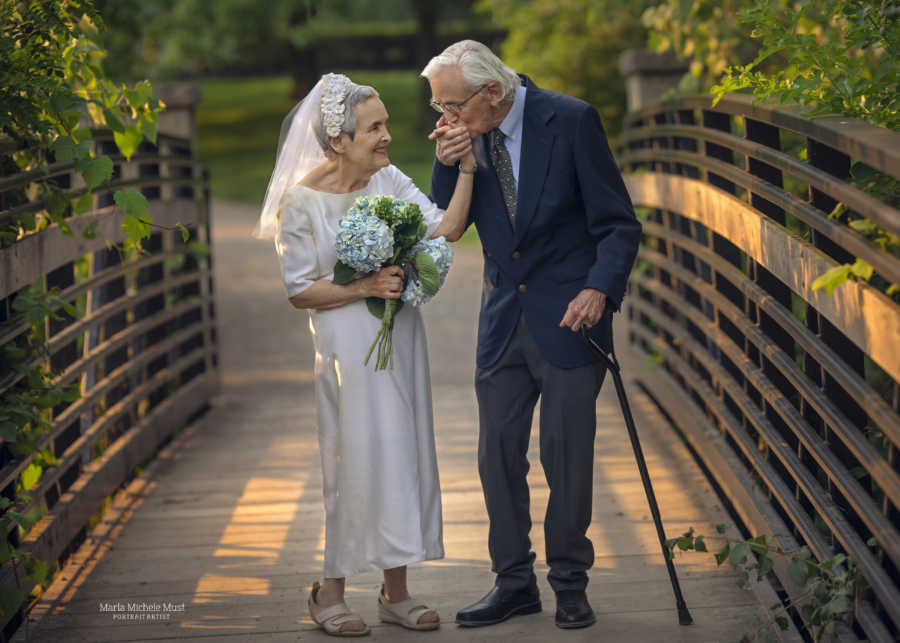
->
[412,1,440,134]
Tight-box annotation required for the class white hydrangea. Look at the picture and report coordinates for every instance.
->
[401,236,453,306]
[334,209,394,273]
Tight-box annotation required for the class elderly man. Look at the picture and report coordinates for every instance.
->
[422,40,641,629]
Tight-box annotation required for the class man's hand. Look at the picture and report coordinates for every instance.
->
[429,116,472,167]
[559,289,607,332]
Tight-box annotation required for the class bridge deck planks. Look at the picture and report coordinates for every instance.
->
[16,201,780,642]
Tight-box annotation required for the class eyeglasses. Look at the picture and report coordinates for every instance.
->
[429,85,485,115]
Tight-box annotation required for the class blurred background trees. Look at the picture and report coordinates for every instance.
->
[67,0,896,203]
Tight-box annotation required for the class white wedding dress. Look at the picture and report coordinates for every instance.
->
[276,165,445,578]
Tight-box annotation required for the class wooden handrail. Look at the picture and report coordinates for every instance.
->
[620,95,900,641]
[0,124,218,633]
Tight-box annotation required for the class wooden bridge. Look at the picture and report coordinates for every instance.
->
[2,74,898,642]
[11,200,772,642]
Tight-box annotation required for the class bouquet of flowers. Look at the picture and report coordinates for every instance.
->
[333,195,453,370]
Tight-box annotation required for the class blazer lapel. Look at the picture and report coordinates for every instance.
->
[514,79,554,244]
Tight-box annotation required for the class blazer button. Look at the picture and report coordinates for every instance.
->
[486,251,492,258]
[518,284,527,293]
[511,251,521,259]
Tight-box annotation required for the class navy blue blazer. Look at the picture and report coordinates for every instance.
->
[431,76,641,369]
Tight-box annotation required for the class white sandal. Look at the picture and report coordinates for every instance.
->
[308,581,370,637]
[377,585,440,631]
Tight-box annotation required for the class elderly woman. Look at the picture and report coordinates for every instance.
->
[254,74,475,636]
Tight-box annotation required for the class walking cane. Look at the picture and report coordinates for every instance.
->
[581,320,693,626]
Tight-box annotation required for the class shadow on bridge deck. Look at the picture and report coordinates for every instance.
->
[16,201,774,642]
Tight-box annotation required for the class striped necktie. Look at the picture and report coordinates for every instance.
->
[490,128,516,227]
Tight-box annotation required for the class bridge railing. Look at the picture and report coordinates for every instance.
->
[617,94,900,641]
[0,95,217,632]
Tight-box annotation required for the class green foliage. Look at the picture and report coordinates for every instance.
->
[643,0,899,132]
[0,282,80,619]
[642,0,753,92]
[1,0,164,246]
[710,0,899,131]
[0,0,170,620]
[644,0,899,299]
[668,524,870,641]
[478,0,654,138]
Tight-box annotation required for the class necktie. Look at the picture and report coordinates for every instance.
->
[490,128,516,227]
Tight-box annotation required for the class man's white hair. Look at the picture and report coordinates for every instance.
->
[421,40,520,102]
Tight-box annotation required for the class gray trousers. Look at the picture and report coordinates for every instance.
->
[475,315,606,593]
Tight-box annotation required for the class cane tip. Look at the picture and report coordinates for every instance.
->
[678,605,693,626]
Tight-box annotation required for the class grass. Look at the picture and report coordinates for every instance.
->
[196,71,437,205]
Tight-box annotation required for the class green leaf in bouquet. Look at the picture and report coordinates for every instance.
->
[414,252,441,295]
[366,296,385,319]
[417,221,427,239]
[366,296,404,322]
[332,261,357,285]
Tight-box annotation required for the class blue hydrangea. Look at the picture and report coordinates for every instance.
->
[401,236,454,306]
[334,208,394,273]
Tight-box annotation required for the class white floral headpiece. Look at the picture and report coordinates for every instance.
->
[321,73,352,138]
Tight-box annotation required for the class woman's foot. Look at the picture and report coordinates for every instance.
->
[379,585,440,629]
[309,580,369,636]
[382,566,438,626]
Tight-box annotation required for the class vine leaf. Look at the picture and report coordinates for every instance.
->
[20,463,42,491]
[729,541,750,566]
[139,113,158,145]
[102,106,125,133]
[811,264,851,295]
[122,215,151,242]
[114,125,143,161]
[789,558,811,586]
[124,82,153,111]
[114,188,148,219]
[694,535,707,552]
[81,219,98,240]
[176,223,190,243]
[51,136,91,163]
[76,156,113,190]
[757,554,774,580]
[73,193,93,215]
[849,258,873,281]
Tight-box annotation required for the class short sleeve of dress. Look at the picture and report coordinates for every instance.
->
[388,165,444,237]
[275,190,318,297]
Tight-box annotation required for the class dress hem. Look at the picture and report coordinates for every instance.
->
[324,549,445,579]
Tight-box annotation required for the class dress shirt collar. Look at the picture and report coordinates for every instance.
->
[498,82,526,142]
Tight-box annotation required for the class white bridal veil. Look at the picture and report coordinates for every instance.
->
[254,74,350,240]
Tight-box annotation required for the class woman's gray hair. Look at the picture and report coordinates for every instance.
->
[313,83,379,154]
[421,40,519,102]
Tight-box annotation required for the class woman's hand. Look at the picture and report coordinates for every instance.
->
[362,265,405,299]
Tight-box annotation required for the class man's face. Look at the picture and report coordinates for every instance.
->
[427,66,502,138]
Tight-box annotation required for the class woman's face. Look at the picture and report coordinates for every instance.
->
[335,97,392,172]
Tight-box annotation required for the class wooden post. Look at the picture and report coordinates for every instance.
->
[618,50,689,113]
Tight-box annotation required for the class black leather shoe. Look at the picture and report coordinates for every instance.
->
[555,590,596,629]
[455,585,542,627]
